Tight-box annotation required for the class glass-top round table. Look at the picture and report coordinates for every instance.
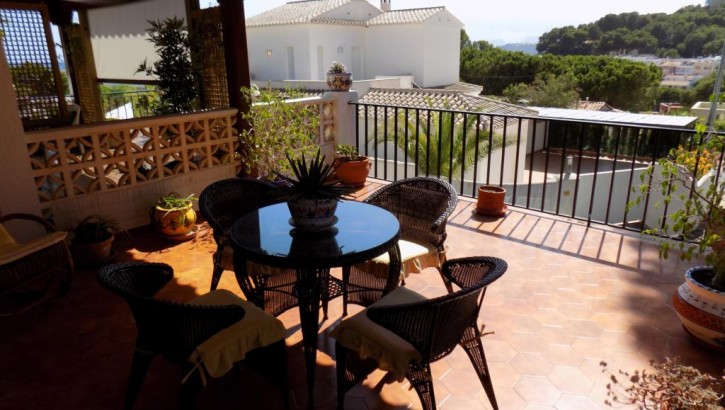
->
[230,200,400,409]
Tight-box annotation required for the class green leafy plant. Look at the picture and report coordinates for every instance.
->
[600,357,724,409]
[629,123,725,290]
[327,61,349,74]
[239,86,320,180]
[273,150,355,201]
[380,98,512,177]
[156,192,197,210]
[71,215,122,245]
[136,17,199,114]
[336,144,365,161]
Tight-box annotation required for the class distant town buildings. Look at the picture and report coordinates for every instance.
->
[623,56,721,89]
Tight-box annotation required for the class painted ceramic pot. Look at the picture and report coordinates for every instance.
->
[287,197,339,231]
[326,72,352,91]
[672,266,725,353]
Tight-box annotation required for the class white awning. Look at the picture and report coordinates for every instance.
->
[533,107,698,128]
[88,0,186,81]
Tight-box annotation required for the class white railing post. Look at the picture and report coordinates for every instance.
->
[322,90,358,147]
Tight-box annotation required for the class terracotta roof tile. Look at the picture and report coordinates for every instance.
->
[246,0,354,27]
[367,7,445,25]
[358,88,537,130]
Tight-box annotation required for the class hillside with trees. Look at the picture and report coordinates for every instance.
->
[537,5,725,57]
[459,32,663,111]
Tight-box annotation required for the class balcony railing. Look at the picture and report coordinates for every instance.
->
[100,89,158,120]
[353,101,724,235]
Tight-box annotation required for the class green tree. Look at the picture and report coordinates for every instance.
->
[136,17,198,114]
[520,73,580,108]
[9,62,69,96]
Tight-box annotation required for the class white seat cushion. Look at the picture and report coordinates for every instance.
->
[187,289,286,380]
[358,238,440,280]
[330,286,428,381]
[0,231,67,265]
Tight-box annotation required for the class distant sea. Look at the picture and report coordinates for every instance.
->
[498,43,538,55]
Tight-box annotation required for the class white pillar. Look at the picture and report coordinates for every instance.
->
[323,90,359,148]
[0,41,45,239]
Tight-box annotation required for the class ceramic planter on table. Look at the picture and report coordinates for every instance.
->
[287,197,339,231]
[334,157,371,187]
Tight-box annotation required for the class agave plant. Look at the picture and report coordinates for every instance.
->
[274,150,356,201]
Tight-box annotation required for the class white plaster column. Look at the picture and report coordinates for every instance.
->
[322,90,359,148]
[0,41,45,239]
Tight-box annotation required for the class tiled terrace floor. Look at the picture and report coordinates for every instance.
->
[1,181,723,410]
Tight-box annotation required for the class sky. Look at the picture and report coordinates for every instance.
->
[208,0,706,45]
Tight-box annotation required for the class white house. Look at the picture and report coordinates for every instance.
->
[246,0,463,88]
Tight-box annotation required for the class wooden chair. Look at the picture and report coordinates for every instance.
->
[342,177,458,315]
[0,213,73,316]
[332,256,507,410]
[97,262,288,409]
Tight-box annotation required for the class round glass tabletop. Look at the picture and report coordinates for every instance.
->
[230,201,400,269]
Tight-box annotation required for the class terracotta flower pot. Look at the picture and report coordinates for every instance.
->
[333,157,371,187]
[71,233,115,265]
[672,266,725,353]
[476,185,507,217]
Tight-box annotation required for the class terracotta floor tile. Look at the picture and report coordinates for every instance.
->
[1,183,722,410]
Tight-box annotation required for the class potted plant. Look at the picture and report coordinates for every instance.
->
[629,123,725,352]
[70,215,122,265]
[476,185,507,217]
[333,144,371,188]
[135,17,199,114]
[600,357,724,409]
[152,192,198,241]
[274,149,356,231]
[239,86,320,181]
[326,61,352,92]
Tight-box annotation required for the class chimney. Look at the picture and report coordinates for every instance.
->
[381,0,391,12]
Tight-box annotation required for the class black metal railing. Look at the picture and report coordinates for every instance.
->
[352,101,724,235]
[100,89,157,120]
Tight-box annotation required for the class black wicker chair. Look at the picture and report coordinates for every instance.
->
[0,213,73,316]
[342,177,458,315]
[333,256,507,410]
[199,177,306,317]
[97,262,288,410]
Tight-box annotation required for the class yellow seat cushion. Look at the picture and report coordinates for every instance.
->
[219,246,288,276]
[187,289,286,380]
[0,231,67,265]
[357,238,440,280]
[329,286,428,381]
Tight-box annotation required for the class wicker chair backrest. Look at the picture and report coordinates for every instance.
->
[98,262,246,363]
[367,282,482,362]
[366,256,507,362]
[199,178,281,245]
[364,177,457,248]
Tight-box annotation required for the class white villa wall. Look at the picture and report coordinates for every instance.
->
[308,25,366,80]
[248,25,311,81]
[365,24,424,84]
[421,10,461,87]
